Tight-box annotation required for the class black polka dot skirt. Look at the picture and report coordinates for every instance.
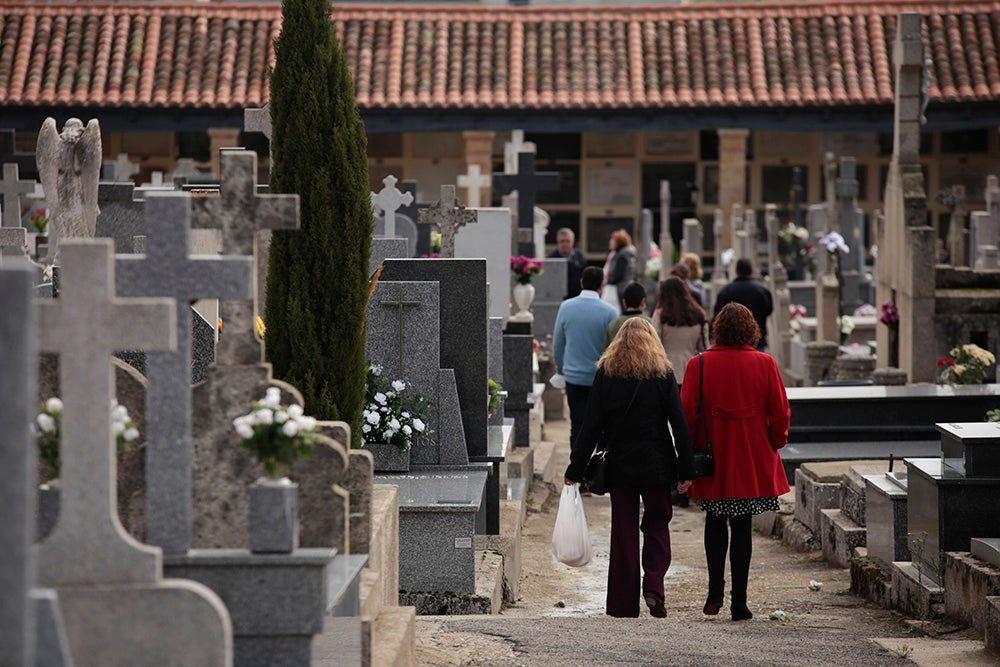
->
[698,497,779,517]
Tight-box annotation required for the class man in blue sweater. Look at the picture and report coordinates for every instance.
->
[554,265,618,474]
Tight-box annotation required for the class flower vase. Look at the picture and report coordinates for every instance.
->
[367,443,410,473]
[37,482,60,541]
[34,234,48,259]
[510,282,536,322]
[248,477,298,553]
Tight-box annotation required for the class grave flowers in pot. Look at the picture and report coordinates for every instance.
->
[362,362,432,472]
[232,387,317,552]
[34,397,140,539]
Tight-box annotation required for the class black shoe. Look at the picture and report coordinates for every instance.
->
[702,598,722,616]
[731,605,753,621]
[644,592,667,618]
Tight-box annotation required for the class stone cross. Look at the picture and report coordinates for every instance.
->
[503,130,536,174]
[681,218,702,257]
[0,263,38,665]
[835,157,866,278]
[37,118,103,265]
[418,185,477,258]
[658,180,674,268]
[0,163,35,230]
[116,192,254,554]
[36,239,177,586]
[191,149,299,365]
[103,153,139,182]
[371,174,413,237]
[807,204,831,275]
[492,152,559,256]
[457,164,491,208]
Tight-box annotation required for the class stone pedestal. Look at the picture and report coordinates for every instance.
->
[872,367,908,385]
[835,354,876,382]
[805,341,839,386]
[864,473,910,570]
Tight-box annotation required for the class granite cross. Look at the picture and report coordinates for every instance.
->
[418,185,477,258]
[116,191,254,554]
[492,152,559,255]
[457,165,491,208]
[191,149,299,365]
[36,239,177,587]
[371,174,413,237]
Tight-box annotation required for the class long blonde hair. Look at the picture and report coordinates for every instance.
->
[597,317,671,379]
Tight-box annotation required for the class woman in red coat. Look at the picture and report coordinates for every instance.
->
[679,303,790,621]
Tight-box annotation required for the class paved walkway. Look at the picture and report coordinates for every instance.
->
[414,417,999,667]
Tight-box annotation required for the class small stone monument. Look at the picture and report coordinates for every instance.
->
[371,174,413,238]
[418,185,478,258]
[457,164,491,208]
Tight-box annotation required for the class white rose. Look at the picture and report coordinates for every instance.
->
[392,380,406,392]
[45,397,63,413]
[389,418,401,431]
[366,411,380,425]
[401,411,410,419]
[413,418,425,432]
[282,421,299,437]
[288,404,304,419]
[36,413,56,433]
[274,410,289,424]
[255,408,274,425]
[362,424,371,434]
[263,387,282,409]
[403,425,412,435]
[371,363,382,376]
[383,429,394,441]
[236,423,254,439]
[112,421,125,436]
[375,392,387,405]
[298,416,316,431]
[112,403,129,422]
[123,427,139,442]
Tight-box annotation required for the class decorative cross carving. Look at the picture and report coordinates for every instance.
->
[492,152,559,256]
[0,163,35,230]
[418,185,477,258]
[457,165,491,208]
[371,175,414,237]
[36,239,176,587]
[116,192,253,553]
[191,149,299,365]
[380,284,422,381]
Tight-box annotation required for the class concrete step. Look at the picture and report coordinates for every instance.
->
[370,606,416,667]
[399,551,504,615]
[475,499,524,604]
[820,508,866,569]
[533,440,557,483]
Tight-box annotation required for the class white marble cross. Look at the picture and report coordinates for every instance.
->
[107,152,139,181]
[503,130,536,174]
[457,165,491,208]
[418,185,478,258]
[371,175,413,237]
[191,149,299,365]
[0,163,35,229]
[36,239,177,587]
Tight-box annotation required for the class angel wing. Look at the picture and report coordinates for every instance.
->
[36,118,59,217]
[79,119,102,231]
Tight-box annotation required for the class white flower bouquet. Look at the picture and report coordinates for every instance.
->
[35,397,139,480]
[232,387,318,479]
[363,362,432,451]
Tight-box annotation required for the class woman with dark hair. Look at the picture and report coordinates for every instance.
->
[679,303,790,622]
[564,317,695,618]
[602,229,636,314]
[652,276,708,386]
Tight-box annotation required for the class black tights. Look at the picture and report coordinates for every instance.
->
[704,514,752,606]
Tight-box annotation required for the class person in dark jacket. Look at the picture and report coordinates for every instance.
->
[548,227,588,299]
[680,303,790,622]
[564,317,696,619]
[602,229,636,314]
[712,258,773,350]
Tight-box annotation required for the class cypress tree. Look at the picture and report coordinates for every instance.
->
[265,0,371,447]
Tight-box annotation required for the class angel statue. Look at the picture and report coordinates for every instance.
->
[36,118,102,265]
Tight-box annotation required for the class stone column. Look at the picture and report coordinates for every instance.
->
[717,129,750,249]
[208,128,242,178]
[463,130,496,205]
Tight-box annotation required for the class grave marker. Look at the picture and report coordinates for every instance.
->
[0,162,34,231]
[658,180,674,268]
[116,192,254,554]
[418,185,477,259]
[102,153,139,182]
[457,164,491,208]
[493,152,559,256]
[371,174,413,238]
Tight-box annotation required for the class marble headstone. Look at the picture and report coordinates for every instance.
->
[530,257,568,342]
[454,206,512,323]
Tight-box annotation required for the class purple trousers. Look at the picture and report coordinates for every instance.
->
[606,484,674,617]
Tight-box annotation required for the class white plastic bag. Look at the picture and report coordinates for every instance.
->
[551,484,593,567]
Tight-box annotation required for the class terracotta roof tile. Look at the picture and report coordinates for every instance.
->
[2,1,1000,112]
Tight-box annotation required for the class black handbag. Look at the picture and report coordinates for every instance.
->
[690,353,715,479]
[584,380,642,495]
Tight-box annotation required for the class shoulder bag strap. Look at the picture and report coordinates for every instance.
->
[699,353,713,456]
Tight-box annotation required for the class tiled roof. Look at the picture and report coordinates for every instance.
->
[1,1,999,112]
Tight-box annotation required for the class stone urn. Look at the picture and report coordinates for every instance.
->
[248,477,298,553]
[511,282,536,321]
[367,442,410,473]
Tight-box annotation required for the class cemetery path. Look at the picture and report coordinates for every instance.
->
[414,419,994,667]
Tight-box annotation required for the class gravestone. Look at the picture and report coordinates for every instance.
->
[864,472,910,570]
[418,185,477,259]
[371,174,413,239]
[530,257,567,342]
[369,236,409,277]
[116,192,254,554]
[834,157,867,310]
[503,130,535,174]
[658,180,675,271]
[102,153,139,182]
[95,181,145,253]
[454,206,512,323]
[37,118,102,264]
[398,180,433,257]
[503,334,534,448]
[765,205,792,374]
[380,259,489,458]
[807,204,831,275]
[0,163,34,247]
[36,239,231,666]
[457,164,491,208]
[493,152,558,257]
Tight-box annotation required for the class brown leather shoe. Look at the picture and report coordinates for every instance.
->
[644,592,667,618]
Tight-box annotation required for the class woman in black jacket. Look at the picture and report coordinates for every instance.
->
[564,317,696,618]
